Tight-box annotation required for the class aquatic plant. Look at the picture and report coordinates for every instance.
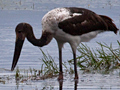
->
[0,78,5,84]
[39,41,120,76]
[13,41,120,82]
[69,41,120,73]
[40,48,59,76]
[15,67,23,80]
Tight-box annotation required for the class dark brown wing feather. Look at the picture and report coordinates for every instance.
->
[58,7,115,35]
[99,15,118,34]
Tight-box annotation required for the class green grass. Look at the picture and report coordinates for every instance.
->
[40,48,59,76]
[15,49,60,82]
[69,40,120,73]
[0,79,5,84]
[14,41,120,82]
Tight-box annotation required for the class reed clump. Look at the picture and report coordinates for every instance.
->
[15,41,120,82]
[69,40,120,73]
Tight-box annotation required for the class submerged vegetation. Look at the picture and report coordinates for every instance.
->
[13,41,120,82]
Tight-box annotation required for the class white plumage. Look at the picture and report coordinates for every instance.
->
[42,8,101,53]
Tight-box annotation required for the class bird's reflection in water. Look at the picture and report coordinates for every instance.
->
[58,80,78,90]
[74,80,78,90]
[59,81,63,90]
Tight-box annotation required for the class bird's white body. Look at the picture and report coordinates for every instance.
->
[42,8,99,51]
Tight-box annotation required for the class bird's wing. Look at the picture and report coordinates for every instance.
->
[58,7,108,35]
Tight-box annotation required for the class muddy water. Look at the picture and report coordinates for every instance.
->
[0,0,120,90]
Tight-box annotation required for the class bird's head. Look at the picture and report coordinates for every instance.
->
[11,23,32,71]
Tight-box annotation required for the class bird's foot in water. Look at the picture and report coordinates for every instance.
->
[58,72,63,81]
[74,74,78,81]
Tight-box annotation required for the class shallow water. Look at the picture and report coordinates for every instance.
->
[0,0,120,90]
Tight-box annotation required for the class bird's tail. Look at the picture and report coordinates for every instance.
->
[100,15,119,34]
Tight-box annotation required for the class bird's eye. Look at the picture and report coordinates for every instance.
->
[18,31,22,33]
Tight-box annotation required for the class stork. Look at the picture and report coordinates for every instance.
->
[11,7,118,80]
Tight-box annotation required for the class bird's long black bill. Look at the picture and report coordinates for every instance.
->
[11,39,24,71]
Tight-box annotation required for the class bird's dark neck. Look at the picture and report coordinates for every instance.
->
[26,34,44,47]
[26,30,53,47]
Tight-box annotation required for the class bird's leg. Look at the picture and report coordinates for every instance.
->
[70,44,79,80]
[58,47,63,80]
[73,52,78,80]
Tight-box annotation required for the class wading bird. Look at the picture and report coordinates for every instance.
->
[11,7,118,80]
